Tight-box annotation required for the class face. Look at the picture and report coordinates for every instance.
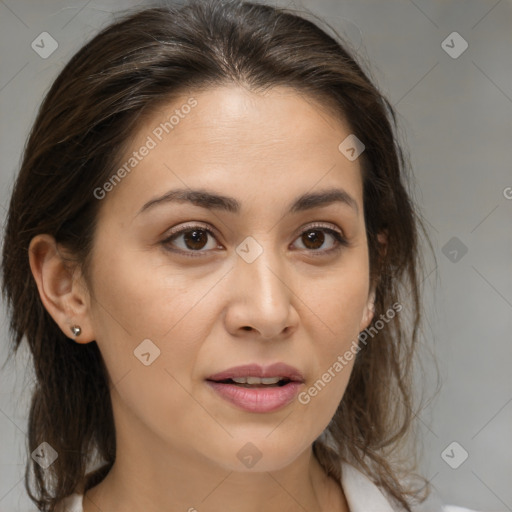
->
[84,85,375,472]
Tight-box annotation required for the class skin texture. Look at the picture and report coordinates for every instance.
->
[29,86,379,512]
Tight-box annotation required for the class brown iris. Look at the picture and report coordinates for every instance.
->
[183,229,209,250]
[302,229,325,249]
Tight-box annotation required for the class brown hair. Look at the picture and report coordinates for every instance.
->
[1,1,434,510]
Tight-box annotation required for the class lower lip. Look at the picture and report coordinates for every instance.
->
[205,380,302,413]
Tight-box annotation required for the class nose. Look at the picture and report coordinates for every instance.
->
[223,245,298,339]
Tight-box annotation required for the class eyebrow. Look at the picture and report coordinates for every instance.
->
[137,187,359,216]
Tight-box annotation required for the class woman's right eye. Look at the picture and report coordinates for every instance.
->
[162,225,222,256]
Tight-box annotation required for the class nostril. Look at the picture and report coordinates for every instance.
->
[242,326,252,331]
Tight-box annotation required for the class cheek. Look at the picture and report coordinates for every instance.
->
[298,260,369,405]
[87,244,216,435]
[89,238,210,338]
[293,325,359,446]
[87,238,217,385]
[303,261,370,345]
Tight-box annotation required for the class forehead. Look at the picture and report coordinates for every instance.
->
[99,85,364,218]
[150,85,352,153]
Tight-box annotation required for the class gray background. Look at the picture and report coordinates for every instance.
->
[1,1,511,511]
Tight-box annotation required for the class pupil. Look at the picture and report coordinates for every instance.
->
[303,230,324,249]
[184,229,207,250]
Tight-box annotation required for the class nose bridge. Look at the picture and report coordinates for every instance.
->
[240,240,288,307]
[229,235,293,337]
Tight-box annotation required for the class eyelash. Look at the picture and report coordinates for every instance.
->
[161,222,350,258]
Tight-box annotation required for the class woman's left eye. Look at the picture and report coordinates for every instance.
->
[161,223,348,257]
[291,226,348,253]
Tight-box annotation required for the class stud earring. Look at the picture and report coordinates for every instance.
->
[70,325,82,337]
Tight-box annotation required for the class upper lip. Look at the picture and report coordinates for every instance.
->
[206,363,305,383]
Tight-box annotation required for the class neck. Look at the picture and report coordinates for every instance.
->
[83,436,348,512]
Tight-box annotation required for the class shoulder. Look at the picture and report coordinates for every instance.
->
[340,461,482,512]
[54,492,84,512]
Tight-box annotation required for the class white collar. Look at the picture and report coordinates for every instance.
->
[340,461,397,512]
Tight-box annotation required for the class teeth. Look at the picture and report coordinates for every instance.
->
[231,376,283,385]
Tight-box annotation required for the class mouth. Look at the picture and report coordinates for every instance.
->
[207,376,294,388]
[206,362,305,385]
[205,363,305,413]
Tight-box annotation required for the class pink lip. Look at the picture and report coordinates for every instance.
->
[205,362,305,413]
[206,363,305,382]
[205,380,303,413]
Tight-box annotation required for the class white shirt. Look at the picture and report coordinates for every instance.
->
[55,462,479,512]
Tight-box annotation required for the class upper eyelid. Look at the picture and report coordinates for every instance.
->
[164,221,343,238]
[164,221,219,238]
[297,222,343,235]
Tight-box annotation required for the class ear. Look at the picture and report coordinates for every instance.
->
[359,286,376,332]
[359,230,388,332]
[28,234,95,344]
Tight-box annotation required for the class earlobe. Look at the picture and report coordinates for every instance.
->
[28,234,94,343]
[359,230,387,331]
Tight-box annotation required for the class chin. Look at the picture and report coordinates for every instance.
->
[207,437,310,473]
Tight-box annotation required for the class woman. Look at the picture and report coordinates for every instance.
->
[1,1,477,511]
